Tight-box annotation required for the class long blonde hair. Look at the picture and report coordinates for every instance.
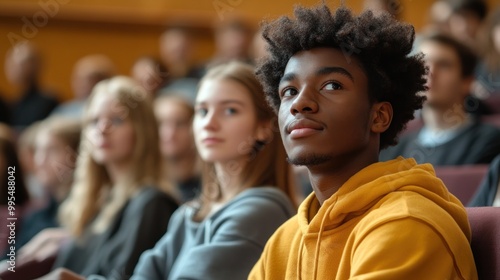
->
[197,61,297,209]
[59,76,170,236]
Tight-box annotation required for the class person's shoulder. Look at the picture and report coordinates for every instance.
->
[490,154,500,167]
[226,187,295,216]
[474,121,500,135]
[36,89,59,104]
[359,190,467,236]
[463,121,500,146]
[128,187,179,212]
[211,188,295,231]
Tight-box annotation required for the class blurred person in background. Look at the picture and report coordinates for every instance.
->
[363,0,403,19]
[426,0,453,33]
[154,92,201,203]
[448,0,488,52]
[4,42,59,131]
[159,27,198,80]
[51,54,116,119]
[0,124,30,256]
[381,33,500,165]
[474,7,500,98]
[12,76,178,280]
[17,121,45,202]
[192,17,254,78]
[410,0,453,57]
[249,29,268,65]
[211,18,253,66]
[131,56,169,99]
[15,117,81,249]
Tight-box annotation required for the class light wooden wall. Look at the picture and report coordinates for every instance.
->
[0,0,497,102]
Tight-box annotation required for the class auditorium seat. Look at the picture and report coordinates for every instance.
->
[481,114,500,128]
[435,165,489,205]
[466,207,500,280]
[484,94,500,114]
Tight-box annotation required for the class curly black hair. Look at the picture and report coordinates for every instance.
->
[256,4,427,150]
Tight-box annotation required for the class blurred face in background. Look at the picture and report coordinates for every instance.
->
[71,54,115,100]
[34,130,73,190]
[4,42,40,87]
[131,58,167,98]
[215,26,251,61]
[449,11,482,43]
[155,97,195,160]
[86,93,136,166]
[160,29,193,66]
[494,24,500,54]
[420,41,469,109]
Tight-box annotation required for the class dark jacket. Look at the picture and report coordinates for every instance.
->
[53,187,178,279]
[468,155,500,206]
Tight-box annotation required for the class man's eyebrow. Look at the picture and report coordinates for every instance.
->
[317,67,354,82]
[279,67,354,84]
[279,73,297,84]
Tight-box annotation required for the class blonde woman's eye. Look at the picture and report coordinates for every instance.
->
[225,108,237,115]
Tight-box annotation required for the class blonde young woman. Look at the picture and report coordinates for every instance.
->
[154,93,201,202]
[131,61,297,280]
[32,76,178,280]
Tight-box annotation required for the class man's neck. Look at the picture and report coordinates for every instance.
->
[422,103,469,132]
[307,149,379,206]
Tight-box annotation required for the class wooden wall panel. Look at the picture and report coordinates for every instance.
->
[0,0,498,102]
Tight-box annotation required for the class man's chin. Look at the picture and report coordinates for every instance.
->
[287,153,331,166]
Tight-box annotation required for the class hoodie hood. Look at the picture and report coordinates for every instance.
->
[298,157,470,237]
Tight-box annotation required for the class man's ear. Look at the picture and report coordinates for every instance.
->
[371,102,392,133]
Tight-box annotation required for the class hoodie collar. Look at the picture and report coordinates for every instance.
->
[297,157,440,233]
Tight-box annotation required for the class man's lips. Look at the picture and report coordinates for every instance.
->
[285,119,324,139]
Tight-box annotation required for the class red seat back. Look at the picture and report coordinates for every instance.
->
[435,165,489,205]
[466,207,500,280]
[484,95,500,114]
[481,114,500,128]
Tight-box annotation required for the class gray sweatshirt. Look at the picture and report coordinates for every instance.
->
[131,187,295,280]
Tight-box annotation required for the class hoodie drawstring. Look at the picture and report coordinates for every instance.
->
[297,197,337,280]
[312,198,337,279]
[296,233,306,279]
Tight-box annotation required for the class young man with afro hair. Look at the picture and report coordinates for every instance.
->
[249,4,477,280]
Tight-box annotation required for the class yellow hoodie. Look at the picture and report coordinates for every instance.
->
[249,158,478,280]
